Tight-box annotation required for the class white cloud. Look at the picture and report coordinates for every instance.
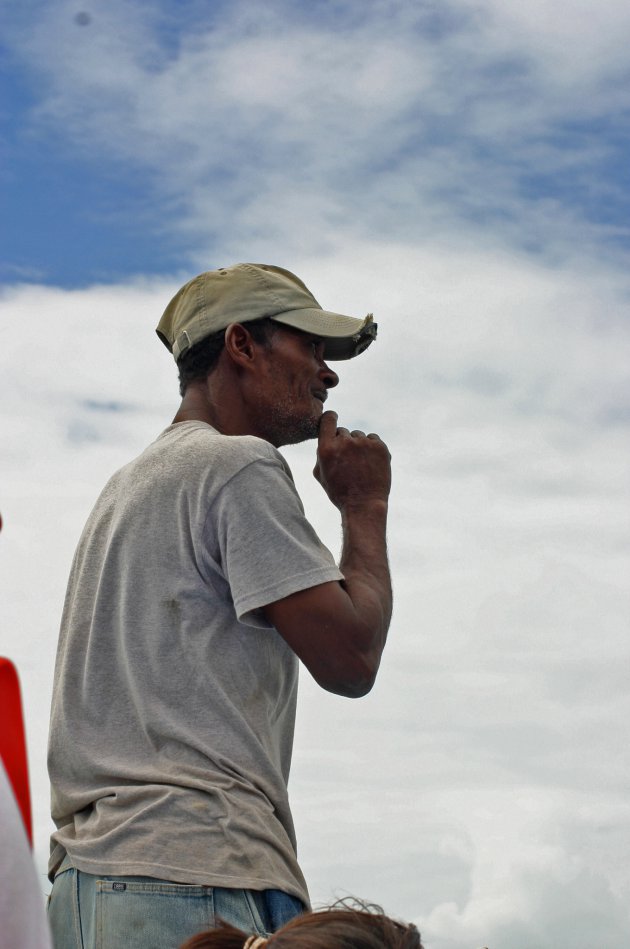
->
[408,788,630,948]
[6,0,630,264]
[470,0,630,83]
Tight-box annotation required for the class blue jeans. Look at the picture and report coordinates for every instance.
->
[47,860,304,949]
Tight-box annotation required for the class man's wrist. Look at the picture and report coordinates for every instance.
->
[340,497,389,518]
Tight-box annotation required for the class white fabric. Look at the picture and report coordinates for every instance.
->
[0,763,52,949]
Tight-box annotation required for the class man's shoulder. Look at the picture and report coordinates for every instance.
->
[90,423,292,521]
[156,421,281,464]
[139,422,289,490]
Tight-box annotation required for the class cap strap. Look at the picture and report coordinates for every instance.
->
[243,937,268,948]
[172,329,192,359]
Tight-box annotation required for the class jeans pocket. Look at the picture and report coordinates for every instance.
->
[95,880,211,949]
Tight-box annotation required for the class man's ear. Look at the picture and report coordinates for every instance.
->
[223,323,259,370]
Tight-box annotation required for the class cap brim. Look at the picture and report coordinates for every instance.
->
[270,310,377,360]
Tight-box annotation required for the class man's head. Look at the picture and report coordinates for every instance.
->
[160,264,377,446]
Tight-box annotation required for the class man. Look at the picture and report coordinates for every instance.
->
[47,263,392,949]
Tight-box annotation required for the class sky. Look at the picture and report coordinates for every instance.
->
[1,1,629,946]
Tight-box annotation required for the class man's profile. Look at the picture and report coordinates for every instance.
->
[47,263,392,949]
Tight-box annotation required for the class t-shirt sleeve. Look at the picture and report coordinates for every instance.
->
[206,454,343,628]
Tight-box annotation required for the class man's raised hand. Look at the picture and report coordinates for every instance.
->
[314,410,391,512]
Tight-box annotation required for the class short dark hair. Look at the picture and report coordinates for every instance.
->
[176,318,277,396]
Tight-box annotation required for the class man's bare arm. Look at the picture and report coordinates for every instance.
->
[263,411,392,698]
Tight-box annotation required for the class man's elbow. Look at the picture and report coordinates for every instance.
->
[313,653,380,699]
[334,676,376,699]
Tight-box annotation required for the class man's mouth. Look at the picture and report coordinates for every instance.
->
[313,390,328,404]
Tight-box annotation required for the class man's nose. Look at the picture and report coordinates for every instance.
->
[320,363,339,389]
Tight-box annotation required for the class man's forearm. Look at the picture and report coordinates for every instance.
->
[337,498,392,680]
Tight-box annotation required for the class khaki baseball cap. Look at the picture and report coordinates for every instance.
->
[156,263,377,361]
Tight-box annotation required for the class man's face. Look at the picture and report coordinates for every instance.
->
[250,325,339,447]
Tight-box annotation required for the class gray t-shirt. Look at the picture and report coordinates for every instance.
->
[48,421,342,905]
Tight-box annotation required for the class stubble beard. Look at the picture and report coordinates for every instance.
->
[265,400,321,446]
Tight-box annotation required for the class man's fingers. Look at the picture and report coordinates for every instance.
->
[319,412,387,452]
[318,410,339,441]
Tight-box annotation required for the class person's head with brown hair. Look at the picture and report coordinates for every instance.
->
[180,901,423,949]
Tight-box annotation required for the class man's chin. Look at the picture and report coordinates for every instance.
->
[273,415,321,447]
[262,403,324,447]
[284,419,321,446]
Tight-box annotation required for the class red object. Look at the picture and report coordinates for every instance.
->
[0,657,33,846]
